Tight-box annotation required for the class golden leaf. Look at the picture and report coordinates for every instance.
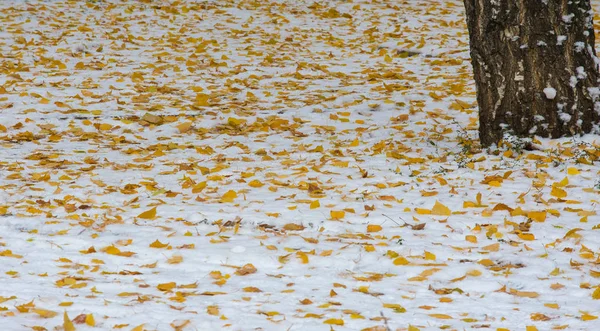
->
[518,233,535,241]
[367,224,382,233]
[310,200,320,209]
[149,240,169,248]
[220,190,237,203]
[330,210,345,220]
[527,211,547,222]
[243,287,262,292]
[510,289,540,298]
[167,254,183,264]
[465,235,477,243]
[248,180,264,188]
[431,201,451,216]
[137,207,157,220]
[195,93,210,106]
[177,122,193,133]
[33,309,58,318]
[283,223,305,231]
[86,314,95,326]
[63,312,75,331]
[393,257,410,265]
[207,305,219,316]
[551,186,567,198]
[236,263,257,276]
[323,318,344,325]
[428,314,452,319]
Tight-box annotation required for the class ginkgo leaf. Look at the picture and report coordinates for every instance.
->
[34,309,58,318]
[551,186,567,198]
[367,224,382,232]
[220,190,237,203]
[64,312,75,331]
[310,200,320,209]
[393,257,410,265]
[149,240,169,248]
[330,210,345,220]
[431,201,451,216]
[137,207,157,219]
[235,264,257,276]
[323,318,344,325]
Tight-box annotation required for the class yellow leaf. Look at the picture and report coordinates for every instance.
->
[483,243,499,251]
[297,251,309,264]
[33,309,58,318]
[220,190,237,203]
[518,233,535,241]
[168,254,183,264]
[283,223,305,231]
[551,186,567,198]
[105,246,121,255]
[137,207,157,219]
[478,259,494,267]
[582,313,598,321]
[149,240,169,248]
[415,208,431,215]
[86,314,95,326]
[592,287,600,299]
[424,251,436,260]
[63,312,75,331]
[330,210,345,220]
[393,257,410,265]
[465,235,477,243]
[408,326,421,331]
[192,181,207,193]
[466,269,482,277]
[350,138,360,147]
[510,289,539,298]
[248,180,264,188]
[428,313,452,319]
[195,93,210,106]
[310,200,320,209]
[563,228,583,239]
[227,117,246,127]
[526,326,538,331]
[323,318,344,325]
[367,225,382,233]
[157,282,177,291]
[207,305,220,316]
[98,123,113,131]
[131,324,145,331]
[431,201,451,216]
[235,263,257,276]
[567,167,580,175]
[177,122,193,133]
[382,303,406,313]
[527,211,547,222]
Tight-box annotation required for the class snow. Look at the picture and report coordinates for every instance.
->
[557,35,567,45]
[543,87,557,100]
[0,1,600,331]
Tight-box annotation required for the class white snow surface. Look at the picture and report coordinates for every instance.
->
[543,87,557,100]
[0,1,600,331]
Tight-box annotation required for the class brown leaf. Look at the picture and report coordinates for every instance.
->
[236,263,257,276]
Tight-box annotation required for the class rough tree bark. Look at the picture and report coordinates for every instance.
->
[463,0,600,147]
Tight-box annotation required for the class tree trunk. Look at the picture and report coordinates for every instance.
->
[463,0,600,147]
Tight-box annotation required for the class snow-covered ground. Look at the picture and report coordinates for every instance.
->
[1,1,600,330]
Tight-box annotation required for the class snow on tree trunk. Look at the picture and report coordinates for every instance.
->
[463,0,600,147]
